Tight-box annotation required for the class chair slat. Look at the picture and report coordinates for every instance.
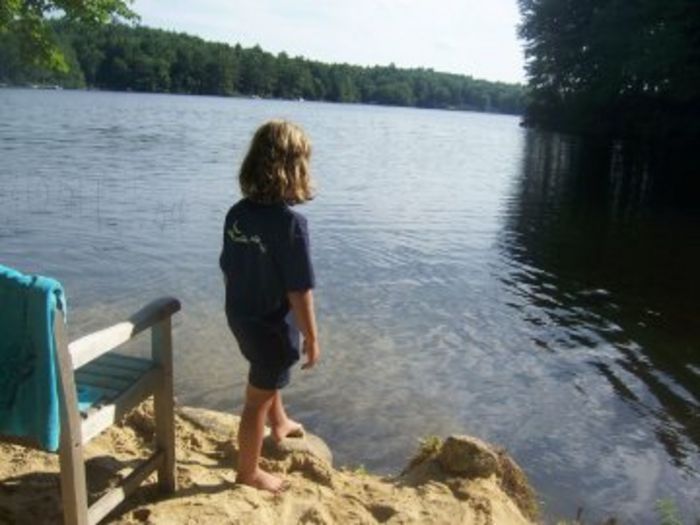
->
[80,368,160,443]
[76,385,118,416]
[75,371,133,391]
[81,361,148,382]
[98,353,154,372]
[76,353,155,418]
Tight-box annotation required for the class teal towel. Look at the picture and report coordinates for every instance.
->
[0,264,66,451]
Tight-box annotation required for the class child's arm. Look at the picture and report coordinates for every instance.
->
[287,289,320,370]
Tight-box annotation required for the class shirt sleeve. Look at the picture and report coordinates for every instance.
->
[281,214,315,291]
[219,215,230,274]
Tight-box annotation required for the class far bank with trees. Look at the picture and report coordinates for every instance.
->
[0,19,524,115]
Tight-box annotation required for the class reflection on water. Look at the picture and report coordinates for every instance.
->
[501,132,700,519]
[505,132,700,461]
[1,89,698,523]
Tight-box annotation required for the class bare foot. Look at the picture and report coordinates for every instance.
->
[271,419,304,442]
[236,468,290,494]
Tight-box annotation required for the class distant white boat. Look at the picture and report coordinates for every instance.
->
[27,84,62,90]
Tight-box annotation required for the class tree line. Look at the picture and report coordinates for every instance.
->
[517,0,700,141]
[0,20,524,114]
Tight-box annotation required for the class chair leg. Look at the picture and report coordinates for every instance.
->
[55,311,89,525]
[154,382,177,493]
[152,318,176,493]
[59,438,89,525]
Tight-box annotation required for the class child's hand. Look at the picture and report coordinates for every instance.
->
[288,289,319,370]
[301,337,320,370]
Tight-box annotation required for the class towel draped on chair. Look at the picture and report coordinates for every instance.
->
[0,264,66,451]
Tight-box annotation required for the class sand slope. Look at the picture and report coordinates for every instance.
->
[0,403,537,524]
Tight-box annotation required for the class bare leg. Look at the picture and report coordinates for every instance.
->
[267,390,304,442]
[236,384,288,492]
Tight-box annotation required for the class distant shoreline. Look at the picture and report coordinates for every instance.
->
[0,84,525,117]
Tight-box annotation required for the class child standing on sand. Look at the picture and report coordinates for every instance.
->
[219,120,320,493]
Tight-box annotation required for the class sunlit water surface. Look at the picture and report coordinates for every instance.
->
[1,89,698,523]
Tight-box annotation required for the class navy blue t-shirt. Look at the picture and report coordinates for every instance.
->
[219,198,315,321]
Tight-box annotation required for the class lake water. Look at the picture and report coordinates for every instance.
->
[1,88,698,523]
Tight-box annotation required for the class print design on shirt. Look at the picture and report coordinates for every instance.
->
[226,221,267,254]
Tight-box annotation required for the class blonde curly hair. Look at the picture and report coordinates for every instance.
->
[239,120,314,205]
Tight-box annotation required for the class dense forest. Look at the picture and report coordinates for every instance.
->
[0,20,524,114]
[518,0,700,141]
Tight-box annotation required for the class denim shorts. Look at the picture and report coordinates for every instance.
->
[227,312,300,390]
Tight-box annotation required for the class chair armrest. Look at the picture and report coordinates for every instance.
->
[68,297,181,370]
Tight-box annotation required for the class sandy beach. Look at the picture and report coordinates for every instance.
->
[0,402,538,524]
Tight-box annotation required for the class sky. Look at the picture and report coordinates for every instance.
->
[132,0,527,84]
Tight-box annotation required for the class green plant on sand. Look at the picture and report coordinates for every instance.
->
[407,435,443,469]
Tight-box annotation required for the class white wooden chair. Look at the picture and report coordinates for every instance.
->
[1,296,180,525]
